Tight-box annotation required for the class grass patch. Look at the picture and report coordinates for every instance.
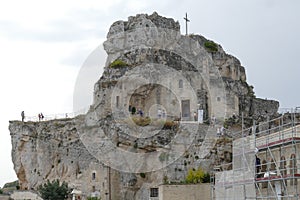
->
[163,120,178,130]
[132,117,151,126]
[109,59,128,68]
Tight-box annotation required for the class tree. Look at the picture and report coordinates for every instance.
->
[38,179,70,200]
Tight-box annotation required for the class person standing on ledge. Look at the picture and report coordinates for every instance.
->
[21,111,25,122]
[193,111,197,121]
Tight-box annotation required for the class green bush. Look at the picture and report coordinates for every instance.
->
[38,179,70,200]
[204,40,218,52]
[87,197,101,200]
[185,168,210,184]
[109,59,128,68]
[140,173,146,178]
[202,172,211,183]
[3,180,19,189]
[163,175,168,184]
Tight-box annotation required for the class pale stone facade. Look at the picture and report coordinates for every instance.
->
[0,195,10,200]
[158,184,211,200]
[10,190,43,200]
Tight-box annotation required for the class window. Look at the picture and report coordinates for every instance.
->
[280,156,286,172]
[92,186,95,192]
[179,79,183,88]
[150,188,158,197]
[116,96,120,108]
[290,154,297,185]
[92,172,96,180]
[280,156,287,185]
[290,154,297,174]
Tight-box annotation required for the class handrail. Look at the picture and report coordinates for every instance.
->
[278,107,300,114]
[22,107,89,122]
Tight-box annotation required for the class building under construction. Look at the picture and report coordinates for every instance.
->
[212,108,300,199]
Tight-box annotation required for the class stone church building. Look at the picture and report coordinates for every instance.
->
[9,12,279,200]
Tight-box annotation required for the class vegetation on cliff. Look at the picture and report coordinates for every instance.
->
[38,179,70,200]
[204,40,218,52]
[109,59,129,68]
[185,168,210,184]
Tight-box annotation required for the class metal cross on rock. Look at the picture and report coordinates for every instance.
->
[184,13,190,35]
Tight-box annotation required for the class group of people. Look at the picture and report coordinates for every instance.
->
[129,105,168,119]
[20,111,45,122]
[38,113,44,121]
[128,105,143,117]
[157,108,166,118]
[217,126,226,136]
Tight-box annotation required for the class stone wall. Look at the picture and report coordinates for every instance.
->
[250,98,279,119]
[0,195,10,200]
[10,190,42,200]
[158,184,211,200]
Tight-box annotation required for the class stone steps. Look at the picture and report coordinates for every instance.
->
[197,128,217,159]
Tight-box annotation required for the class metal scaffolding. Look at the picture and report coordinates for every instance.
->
[212,108,300,200]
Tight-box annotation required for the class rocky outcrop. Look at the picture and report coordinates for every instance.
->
[9,12,279,200]
[9,117,99,189]
[107,12,180,37]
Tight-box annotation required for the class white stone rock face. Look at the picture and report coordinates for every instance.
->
[9,12,279,200]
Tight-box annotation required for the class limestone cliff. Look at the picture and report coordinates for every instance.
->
[9,117,93,189]
[9,12,279,200]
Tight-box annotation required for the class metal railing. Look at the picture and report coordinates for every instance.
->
[278,107,300,114]
[23,107,89,122]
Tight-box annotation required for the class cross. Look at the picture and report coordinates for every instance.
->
[183,13,190,35]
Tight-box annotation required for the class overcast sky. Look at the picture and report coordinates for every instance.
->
[0,0,299,187]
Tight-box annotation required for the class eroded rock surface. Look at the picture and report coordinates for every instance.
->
[9,12,279,200]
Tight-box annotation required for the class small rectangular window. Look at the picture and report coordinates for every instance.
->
[92,172,96,180]
[116,96,120,108]
[179,79,183,88]
[150,188,159,197]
